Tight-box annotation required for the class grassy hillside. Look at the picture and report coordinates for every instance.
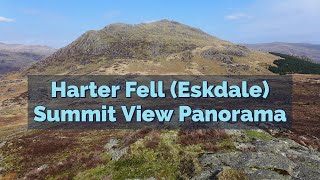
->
[269,52,320,75]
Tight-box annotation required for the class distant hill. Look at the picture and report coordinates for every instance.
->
[0,43,56,75]
[25,20,277,75]
[245,42,320,63]
[268,52,320,75]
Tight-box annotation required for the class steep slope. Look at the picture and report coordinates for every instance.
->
[245,42,320,63]
[0,43,56,75]
[25,20,277,75]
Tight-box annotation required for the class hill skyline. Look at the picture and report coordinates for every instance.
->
[245,42,320,63]
[3,20,320,76]
[1,0,320,48]
[0,42,55,74]
[23,20,277,76]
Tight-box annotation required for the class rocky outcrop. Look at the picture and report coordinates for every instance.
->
[193,139,320,180]
[200,48,234,64]
[200,45,249,64]
[104,138,128,161]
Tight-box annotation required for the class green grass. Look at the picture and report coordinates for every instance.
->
[75,131,203,180]
[244,130,273,141]
[218,168,249,180]
[216,138,237,152]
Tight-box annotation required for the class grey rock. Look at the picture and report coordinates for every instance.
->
[223,46,249,57]
[0,141,6,149]
[199,152,295,179]
[245,169,291,180]
[111,147,128,161]
[37,164,48,172]
[191,168,222,180]
[104,138,128,161]
[200,48,233,64]
[197,139,320,180]
[235,142,256,152]
[0,167,4,174]
[104,138,119,150]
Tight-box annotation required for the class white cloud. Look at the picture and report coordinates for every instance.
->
[225,13,252,20]
[0,16,15,22]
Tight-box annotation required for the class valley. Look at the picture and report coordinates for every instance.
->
[0,43,55,75]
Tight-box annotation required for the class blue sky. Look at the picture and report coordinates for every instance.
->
[1,0,319,48]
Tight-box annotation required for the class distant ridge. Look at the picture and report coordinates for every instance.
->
[0,42,55,56]
[0,42,56,75]
[245,42,320,63]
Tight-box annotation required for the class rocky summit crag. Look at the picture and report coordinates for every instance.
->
[25,20,276,75]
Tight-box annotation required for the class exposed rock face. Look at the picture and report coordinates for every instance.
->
[200,48,234,64]
[194,139,320,180]
[200,45,249,64]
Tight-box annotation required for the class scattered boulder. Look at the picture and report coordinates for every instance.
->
[104,138,128,161]
[104,138,119,150]
[191,168,222,180]
[0,141,6,149]
[0,167,4,174]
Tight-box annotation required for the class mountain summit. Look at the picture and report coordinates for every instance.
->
[26,20,277,75]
